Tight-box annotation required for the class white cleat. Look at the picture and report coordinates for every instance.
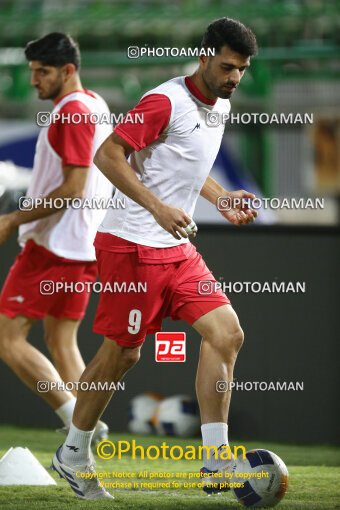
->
[52,445,114,500]
[56,420,109,446]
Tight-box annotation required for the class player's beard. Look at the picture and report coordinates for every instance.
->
[202,61,236,99]
[37,74,63,100]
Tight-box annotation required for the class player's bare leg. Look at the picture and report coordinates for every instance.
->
[43,315,109,443]
[73,337,141,430]
[193,304,244,423]
[44,315,85,396]
[52,337,139,500]
[192,304,244,491]
[0,313,73,409]
[57,337,140,471]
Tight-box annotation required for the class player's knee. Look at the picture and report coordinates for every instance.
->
[120,347,140,369]
[207,323,244,360]
[231,325,244,354]
[0,314,32,363]
[221,326,244,359]
[0,335,10,361]
[45,331,80,362]
[0,319,15,360]
[45,334,67,359]
[44,332,54,352]
[0,333,24,363]
[47,342,67,364]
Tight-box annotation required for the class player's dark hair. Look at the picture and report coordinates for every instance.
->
[25,32,81,69]
[202,17,258,57]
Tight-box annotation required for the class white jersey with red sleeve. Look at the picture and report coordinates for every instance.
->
[98,76,230,248]
[18,89,113,261]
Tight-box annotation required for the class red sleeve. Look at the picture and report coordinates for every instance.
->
[114,94,171,151]
[48,100,95,167]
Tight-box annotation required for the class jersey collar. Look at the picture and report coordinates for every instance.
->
[185,77,216,106]
[54,89,89,105]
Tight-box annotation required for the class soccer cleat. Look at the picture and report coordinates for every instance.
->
[201,459,237,495]
[52,445,113,500]
[56,420,109,446]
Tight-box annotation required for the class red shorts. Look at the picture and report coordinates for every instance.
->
[0,240,97,320]
[93,233,230,347]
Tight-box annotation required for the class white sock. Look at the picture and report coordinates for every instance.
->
[201,422,230,471]
[55,398,76,427]
[61,421,94,465]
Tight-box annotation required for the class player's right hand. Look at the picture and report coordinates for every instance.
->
[152,203,194,240]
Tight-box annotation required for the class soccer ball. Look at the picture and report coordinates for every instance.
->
[127,393,163,434]
[155,395,200,437]
[232,449,289,508]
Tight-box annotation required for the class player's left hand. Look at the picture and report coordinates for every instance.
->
[219,190,258,226]
[0,213,17,244]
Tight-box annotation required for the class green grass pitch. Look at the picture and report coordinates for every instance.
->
[0,425,339,509]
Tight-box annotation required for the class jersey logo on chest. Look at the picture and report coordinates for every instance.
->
[190,123,201,133]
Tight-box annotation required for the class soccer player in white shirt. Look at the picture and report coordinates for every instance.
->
[53,18,259,500]
[0,33,113,444]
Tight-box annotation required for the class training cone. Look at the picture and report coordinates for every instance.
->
[0,447,57,485]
